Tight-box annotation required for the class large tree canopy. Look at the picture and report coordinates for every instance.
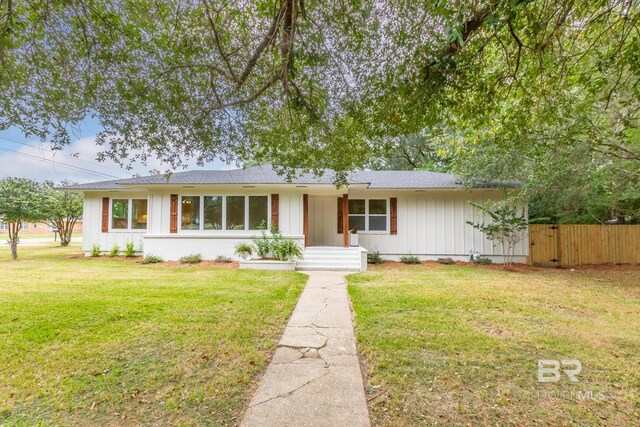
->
[1,0,639,193]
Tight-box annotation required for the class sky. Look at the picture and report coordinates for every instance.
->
[0,120,230,184]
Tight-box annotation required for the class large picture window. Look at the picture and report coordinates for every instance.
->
[226,196,245,230]
[203,196,223,230]
[249,196,268,230]
[348,199,388,232]
[112,198,147,230]
[180,195,270,231]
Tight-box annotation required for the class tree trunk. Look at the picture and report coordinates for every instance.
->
[60,231,71,246]
[8,221,20,260]
[10,238,18,260]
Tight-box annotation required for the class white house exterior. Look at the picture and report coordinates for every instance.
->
[63,165,528,270]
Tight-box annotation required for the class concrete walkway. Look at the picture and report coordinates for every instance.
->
[241,271,370,427]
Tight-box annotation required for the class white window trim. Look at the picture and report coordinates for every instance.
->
[109,198,148,232]
[179,194,271,233]
[348,198,390,235]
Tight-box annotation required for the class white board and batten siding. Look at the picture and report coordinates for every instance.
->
[146,190,305,260]
[84,187,528,262]
[309,189,528,263]
[82,192,147,255]
[84,189,305,260]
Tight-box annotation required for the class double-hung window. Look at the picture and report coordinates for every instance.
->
[348,199,388,232]
[180,195,268,231]
[111,198,148,230]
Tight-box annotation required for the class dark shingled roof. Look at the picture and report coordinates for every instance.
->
[61,165,519,190]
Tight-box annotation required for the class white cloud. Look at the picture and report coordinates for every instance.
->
[0,136,231,183]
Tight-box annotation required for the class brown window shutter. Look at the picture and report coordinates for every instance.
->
[271,194,279,229]
[170,194,178,233]
[101,197,109,233]
[390,197,398,235]
[337,197,343,233]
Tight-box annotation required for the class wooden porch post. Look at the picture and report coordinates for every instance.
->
[303,194,309,247]
[342,193,349,247]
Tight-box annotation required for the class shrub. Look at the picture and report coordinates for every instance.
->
[234,242,254,258]
[215,255,233,263]
[271,239,303,261]
[437,257,455,265]
[367,251,384,264]
[400,255,421,264]
[124,241,136,257]
[179,253,202,264]
[90,244,101,257]
[474,257,493,265]
[252,222,283,258]
[108,244,120,257]
[141,255,163,264]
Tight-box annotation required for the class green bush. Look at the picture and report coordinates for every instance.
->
[108,244,120,257]
[179,254,202,264]
[474,257,493,265]
[367,251,384,264]
[437,257,455,265]
[141,255,163,264]
[234,242,254,258]
[124,241,136,257]
[400,255,421,264]
[215,255,233,263]
[252,222,283,258]
[271,239,303,261]
[90,244,101,257]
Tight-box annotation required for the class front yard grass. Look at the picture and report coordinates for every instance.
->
[0,244,306,425]
[347,264,640,426]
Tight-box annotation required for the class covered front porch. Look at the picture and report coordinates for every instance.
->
[303,190,395,248]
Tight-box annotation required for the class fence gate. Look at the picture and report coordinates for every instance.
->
[529,224,640,266]
[529,224,560,267]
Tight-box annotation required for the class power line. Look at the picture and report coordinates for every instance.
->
[0,135,133,177]
[0,146,122,179]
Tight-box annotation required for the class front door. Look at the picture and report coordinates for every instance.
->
[307,196,343,246]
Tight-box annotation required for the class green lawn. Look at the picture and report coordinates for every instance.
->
[0,244,306,425]
[348,264,640,426]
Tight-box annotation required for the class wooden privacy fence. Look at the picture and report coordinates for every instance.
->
[529,224,640,267]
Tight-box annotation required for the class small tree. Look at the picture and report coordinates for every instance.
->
[40,181,83,247]
[0,178,45,260]
[466,198,528,267]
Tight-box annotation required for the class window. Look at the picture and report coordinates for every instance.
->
[348,199,366,231]
[348,199,388,232]
[179,195,269,231]
[181,196,200,230]
[249,196,268,230]
[0,222,7,230]
[203,196,223,230]
[111,198,147,230]
[368,199,387,231]
[132,199,148,229]
[111,199,129,229]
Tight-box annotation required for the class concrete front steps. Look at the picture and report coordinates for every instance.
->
[296,246,366,272]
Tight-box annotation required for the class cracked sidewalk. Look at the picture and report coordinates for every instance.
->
[240,271,371,427]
